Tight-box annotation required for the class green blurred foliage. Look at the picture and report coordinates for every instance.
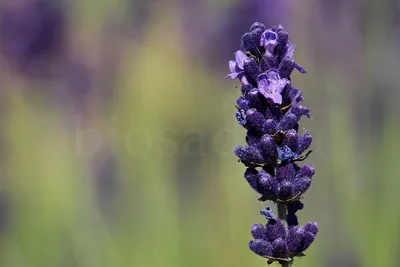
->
[0,0,399,266]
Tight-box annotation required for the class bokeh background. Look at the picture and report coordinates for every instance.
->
[0,0,399,266]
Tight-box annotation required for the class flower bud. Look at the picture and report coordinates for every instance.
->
[266,220,287,242]
[276,163,296,182]
[271,238,289,258]
[244,168,260,191]
[282,129,298,152]
[259,135,278,163]
[286,226,306,254]
[278,180,295,200]
[249,239,273,257]
[234,146,264,163]
[251,224,267,239]
[298,133,312,154]
[278,113,298,131]
[258,171,279,198]
[304,221,319,235]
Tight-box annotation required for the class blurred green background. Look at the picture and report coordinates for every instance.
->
[0,0,399,266]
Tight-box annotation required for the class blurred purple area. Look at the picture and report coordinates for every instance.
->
[0,0,66,76]
[180,0,294,69]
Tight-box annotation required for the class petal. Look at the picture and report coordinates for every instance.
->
[225,72,239,79]
[288,88,304,103]
[257,72,269,81]
[258,78,269,94]
[284,44,296,59]
[294,63,307,74]
[229,60,237,73]
[267,93,282,105]
[276,79,287,93]
[291,104,311,119]
[266,68,280,80]
[260,30,278,54]
[234,50,247,70]
[240,75,250,86]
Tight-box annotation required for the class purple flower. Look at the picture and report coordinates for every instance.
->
[278,145,299,162]
[279,44,307,78]
[258,70,288,105]
[235,109,247,125]
[249,207,318,261]
[260,29,278,55]
[228,23,318,263]
[226,50,249,85]
[260,206,277,221]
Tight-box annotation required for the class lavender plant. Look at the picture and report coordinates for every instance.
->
[227,23,318,266]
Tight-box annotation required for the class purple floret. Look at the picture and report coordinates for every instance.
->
[258,70,288,105]
[260,29,278,55]
[226,51,249,85]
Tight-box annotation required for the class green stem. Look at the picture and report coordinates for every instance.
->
[277,203,291,267]
[277,202,287,222]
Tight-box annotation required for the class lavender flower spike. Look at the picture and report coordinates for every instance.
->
[227,23,318,267]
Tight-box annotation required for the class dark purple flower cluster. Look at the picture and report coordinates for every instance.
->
[250,207,318,264]
[226,22,318,264]
[244,163,314,203]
